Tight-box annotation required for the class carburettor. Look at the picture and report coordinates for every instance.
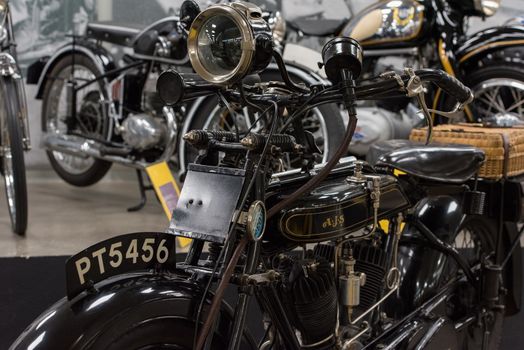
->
[339,253,367,321]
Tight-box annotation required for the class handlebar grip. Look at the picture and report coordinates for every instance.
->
[416,69,473,105]
[156,70,218,105]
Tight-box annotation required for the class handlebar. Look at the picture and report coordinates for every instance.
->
[157,68,473,110]
[415,69,473,105]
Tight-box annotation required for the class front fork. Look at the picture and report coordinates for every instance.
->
[228,170,266,350]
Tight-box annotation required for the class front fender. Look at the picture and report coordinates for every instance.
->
[456,25,524,67]
[34,40,117,99]
[10,272,254,350]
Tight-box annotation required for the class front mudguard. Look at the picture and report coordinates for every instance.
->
[10,272,256,350]
[456,25,524,71]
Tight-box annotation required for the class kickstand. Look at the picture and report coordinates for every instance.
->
[128,169,154,212]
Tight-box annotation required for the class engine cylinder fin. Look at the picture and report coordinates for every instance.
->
[352,243,388,312]
[278,257,337,347]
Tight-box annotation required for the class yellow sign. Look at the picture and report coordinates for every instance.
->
[145,162,191,247]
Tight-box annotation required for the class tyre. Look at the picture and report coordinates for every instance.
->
[42,54,111,186]
[445,63,524,124]
[1,76,27,235]
[182,70,345,170]
[447,216,504,350]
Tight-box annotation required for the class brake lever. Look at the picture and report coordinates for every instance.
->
[427,102,468,120]
[404,68,433,145]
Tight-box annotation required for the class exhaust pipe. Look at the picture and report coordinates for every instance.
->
[42,133,145,168]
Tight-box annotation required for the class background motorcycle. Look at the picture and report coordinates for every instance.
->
[0,0,31,235]
[24,0,343,193]
[11,2,522,349]
[282,0,524,156]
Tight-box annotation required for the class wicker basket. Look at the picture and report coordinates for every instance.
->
[409,124,524,179]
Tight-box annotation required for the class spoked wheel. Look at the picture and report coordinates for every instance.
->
[465,64,524,124]
[446,216,503,350]
[42,54,111,186]
[0,76,27,235]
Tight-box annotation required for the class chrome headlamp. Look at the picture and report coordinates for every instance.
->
[187,1,273,85]
[474,0,501,17]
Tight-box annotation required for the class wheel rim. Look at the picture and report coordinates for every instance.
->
[452,227,483,265]
[0,99,17,225]
[472,78,524,123]
[449,220,500,349]
[202,105,330,169]
[45,64,103,174]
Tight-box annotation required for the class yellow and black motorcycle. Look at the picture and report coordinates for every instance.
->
[285,0,524,153]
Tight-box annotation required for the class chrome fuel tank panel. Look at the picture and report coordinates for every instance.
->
[341,0,426,48]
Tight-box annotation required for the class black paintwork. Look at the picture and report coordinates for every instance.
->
[266,174,410,243]
[65,232,178,299]
[384,195,464,318]
[289,18,347,37]
[455,25,524,64]
[10,272,256,350]
[375,140,485,184]
[25,58,48,85]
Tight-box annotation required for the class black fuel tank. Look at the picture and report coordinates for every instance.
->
[265,166,410,244]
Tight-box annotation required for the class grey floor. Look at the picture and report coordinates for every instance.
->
[0,168,167,257]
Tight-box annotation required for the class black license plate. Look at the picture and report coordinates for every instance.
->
[65,232,177,299]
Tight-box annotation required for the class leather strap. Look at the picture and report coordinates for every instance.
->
[502,132,511,179]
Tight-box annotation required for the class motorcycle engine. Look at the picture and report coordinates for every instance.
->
[120,113,167,150]
[351,104,424,156]
[120,70,168,150]
[277,254,338,348]
[276,241,388,348]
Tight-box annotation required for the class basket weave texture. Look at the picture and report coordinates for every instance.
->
[409,124,524,179]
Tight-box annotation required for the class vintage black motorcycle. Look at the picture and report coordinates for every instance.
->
[24,1,342,193]
[11,2,523,349]
[284,0,524,155]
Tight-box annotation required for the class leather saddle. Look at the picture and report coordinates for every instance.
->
[368,140,485,184]
[288,18,347,37]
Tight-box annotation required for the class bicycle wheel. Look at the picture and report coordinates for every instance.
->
[1,76,27,235]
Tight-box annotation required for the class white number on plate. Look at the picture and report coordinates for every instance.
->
[142,238,155,263]
[75,237,171,285]
[126,239,139,263]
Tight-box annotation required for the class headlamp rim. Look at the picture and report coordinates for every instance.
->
[188,4,255,85]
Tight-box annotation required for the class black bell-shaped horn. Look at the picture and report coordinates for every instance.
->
[156,69,184,106]
[322,37,363,83]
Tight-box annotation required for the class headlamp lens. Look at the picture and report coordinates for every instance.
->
[197,15,243,76]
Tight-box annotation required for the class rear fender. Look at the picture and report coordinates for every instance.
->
[386,194,522,318]
[34,40,117,99]
[10,272,255,349]
[384,195,464,318]
[456,25,524,70]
